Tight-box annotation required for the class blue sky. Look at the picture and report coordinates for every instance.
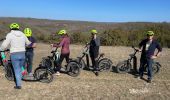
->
[0,0,170,22]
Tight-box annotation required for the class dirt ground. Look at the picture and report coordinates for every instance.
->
[0,43,170,100]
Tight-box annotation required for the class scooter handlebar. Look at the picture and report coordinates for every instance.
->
[131,46,141,52]
[0,49,10,52]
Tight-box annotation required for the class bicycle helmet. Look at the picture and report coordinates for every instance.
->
[91,29,97,34]
[10,23,20,30]
[58,30,66,35]
[146,31,154,36]
[24,28,32,37]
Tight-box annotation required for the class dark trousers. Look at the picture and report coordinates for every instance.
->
[56,53,70,72]
[25,51,34,73]
[139,57,153,80]
[90,53,99,71]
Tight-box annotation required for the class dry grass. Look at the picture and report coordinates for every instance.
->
[0,43,170,100]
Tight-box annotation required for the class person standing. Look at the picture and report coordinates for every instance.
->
[24,28,36,76]
[89,29,100,76]
[1,23,31,89]
[51,30,70,75]
[138,31,162,83]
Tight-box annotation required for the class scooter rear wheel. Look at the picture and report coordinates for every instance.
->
[116,60,131,73]
[4,62,14,81]
[98,58,113,72]
[67,61,80,77]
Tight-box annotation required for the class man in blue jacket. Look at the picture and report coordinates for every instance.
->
[138,31,162,83]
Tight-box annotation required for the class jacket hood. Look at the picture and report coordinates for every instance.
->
[11,30,23,37]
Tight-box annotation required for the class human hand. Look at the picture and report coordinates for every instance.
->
[151,55,157,59]
[135,48,142,52]
[50,44,54,48]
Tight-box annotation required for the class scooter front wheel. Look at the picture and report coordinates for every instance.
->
[34,68,53,83]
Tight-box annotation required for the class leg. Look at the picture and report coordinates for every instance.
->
[65,53,70,64]
[94,54,99,71]
[56,54,65,72]
[90,55,95,68]
[25,52,29,69]
[147,58,153,81]
[27,51,34,74]
[139,58,146,78]
[11,54,22,87]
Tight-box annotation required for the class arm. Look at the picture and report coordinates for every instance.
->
[138,40,144,51]
[155,42,162,57]
[25,36,31,45]
[94,37,100,46]
[151,42,162,59]
[32,43,37,48]
[52,38,65,48]
[1,35,11,50]
[31,37,37,48]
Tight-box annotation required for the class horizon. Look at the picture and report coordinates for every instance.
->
[0,0,170,22]
[1,17,169,23]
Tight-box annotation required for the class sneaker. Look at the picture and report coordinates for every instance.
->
[147,79,152,83]
[137,76,144,80]
[95,72,99,76]
[55,71,60,76]
[28,73,33,77]
[14,86,21,89]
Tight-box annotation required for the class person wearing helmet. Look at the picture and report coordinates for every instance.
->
[51,29,70,75]
[1,23,31,89]
[24,28,36,76]
[138,31,162,83]
[89,29,100,76]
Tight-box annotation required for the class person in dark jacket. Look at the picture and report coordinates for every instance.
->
[89,29,100,76]
[138,31,162,83]
[24,28,36,76]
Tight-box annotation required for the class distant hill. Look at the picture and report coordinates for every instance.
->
[0,17,170,47]
[0,17,115,35]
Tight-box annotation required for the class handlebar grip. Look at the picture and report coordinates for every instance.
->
[0,38,5,41]
[51,51,55,53]
[0,49,10,52]
[6,49,10,52]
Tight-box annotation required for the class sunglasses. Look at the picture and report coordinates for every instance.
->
[147,34,154,36]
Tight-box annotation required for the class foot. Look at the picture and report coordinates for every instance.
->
[28,73,33,77]
[14,86,21,89]
[140,76,144,80]
[147,79,152,83]
[136,76,144,80]
[95,72,99,76]
[55,71,61,76]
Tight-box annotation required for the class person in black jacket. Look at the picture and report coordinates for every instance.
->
[24,28,36,76]
[138,31,162,83]
[89,29,100,76]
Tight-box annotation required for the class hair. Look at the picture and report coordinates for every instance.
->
[10,28,19,30]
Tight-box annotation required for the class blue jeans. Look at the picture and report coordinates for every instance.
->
[11,52,25,87]
[139,57,153,80]
[25,51,34,73]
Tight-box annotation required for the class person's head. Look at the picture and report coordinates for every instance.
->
[90,29,97,37]
[146,31,154,40]
[10,23,20,30]
[24,28,32,37]
[58,29,67,37]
